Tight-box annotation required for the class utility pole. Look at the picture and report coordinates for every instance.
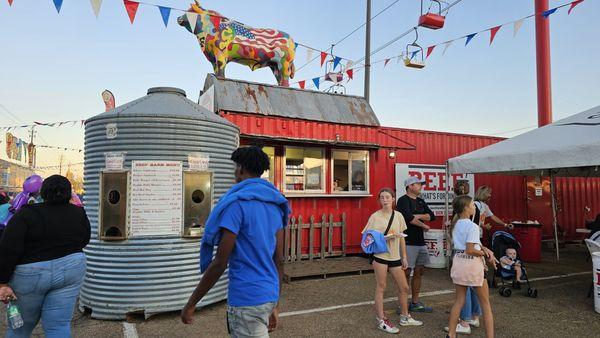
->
[364,0,372,102]
[535,0,552,127]
[58,154,64,175]
[28,127,36,169]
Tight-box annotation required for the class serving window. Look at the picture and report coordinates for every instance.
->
[261,146,276,183]
[284,147,325,192]
[332,150,369,193]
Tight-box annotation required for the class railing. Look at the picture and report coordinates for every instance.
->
[284,213,347,262]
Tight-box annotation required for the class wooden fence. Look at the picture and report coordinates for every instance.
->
[284,213,346,262]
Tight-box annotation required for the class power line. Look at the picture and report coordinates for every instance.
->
[295,0,402,73]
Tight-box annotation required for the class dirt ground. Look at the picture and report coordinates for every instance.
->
[2,245,598,337]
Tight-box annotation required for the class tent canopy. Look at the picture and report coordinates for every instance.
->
[448,105,600,177]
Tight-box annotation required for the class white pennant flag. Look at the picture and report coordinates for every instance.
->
[513,19,524,38]
[442,41,453,55]
[90,0,102,18]
[186,12,199,34]
[345,60,354,70]
[306,49,314,62]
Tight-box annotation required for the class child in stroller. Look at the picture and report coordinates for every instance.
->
[490,231,538,298]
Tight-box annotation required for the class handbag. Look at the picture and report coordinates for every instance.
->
[361,211,395,255]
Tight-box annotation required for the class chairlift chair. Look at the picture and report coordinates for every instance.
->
[418,0,446,30]
[404,29,425,69]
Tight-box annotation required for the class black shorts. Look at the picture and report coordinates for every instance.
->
[372,256,403,268]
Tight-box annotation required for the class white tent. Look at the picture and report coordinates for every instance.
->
[447,105,600,259]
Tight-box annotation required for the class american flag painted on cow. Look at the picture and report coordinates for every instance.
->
[178,1,296,87]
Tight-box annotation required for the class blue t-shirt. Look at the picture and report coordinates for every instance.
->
[219,200,284,307]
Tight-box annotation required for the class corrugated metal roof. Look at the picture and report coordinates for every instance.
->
[204,75,380,127]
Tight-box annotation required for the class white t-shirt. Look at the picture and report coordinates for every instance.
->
[475,201,494,217]
[452,219,482,251]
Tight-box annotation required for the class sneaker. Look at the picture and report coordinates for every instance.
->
[399,315,423,326]
[409,301,433,313]
[377,318,400,334]
[466,318,480,328]
[444,324,472,335]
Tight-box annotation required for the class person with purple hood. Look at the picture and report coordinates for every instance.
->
[181,146,290,337]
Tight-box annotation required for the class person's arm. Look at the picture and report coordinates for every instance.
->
[499,256,512,266]
[0,212,28,284]
[181,228,236,324]
[490,215,510,228]
[464,224,485,257]
[398,198,429,230]
[80,209,91,248]
[269,228,284,332]
[422,201,436,222]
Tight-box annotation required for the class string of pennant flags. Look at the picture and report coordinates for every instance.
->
[292,0,585,90]
[0,120,86,131]
[4,0,358,74]
[37,145,83,153]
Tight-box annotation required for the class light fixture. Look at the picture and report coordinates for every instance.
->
[389,150,396,159]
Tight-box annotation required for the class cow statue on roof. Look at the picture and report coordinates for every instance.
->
[178,1,296,87]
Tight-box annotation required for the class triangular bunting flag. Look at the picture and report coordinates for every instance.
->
[90,0,102,18]
[426,45,435,59]
[465,33,477,46]
[294,42,299,50]
[346,69,353,80]
[333,56,342,70]
[8,0,13,6]
[306,49,314,62]
[210,16,221,31]
[489,25,501,45]
[53,0,63,13]
[186,12,199,33]
[312,77,320,89]
[320,52,328,67]
[123,0,139,24]
[298,80,306,89]
[158,6,171,27]
[513,19,524,37]
[442,41,453,55]
[384,59,390,67]
[568,0,584,15]
[345,61,354,70]
[411,51,419,60]
[542,8,558,18]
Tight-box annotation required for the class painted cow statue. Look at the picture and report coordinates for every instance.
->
[178,1,296,86]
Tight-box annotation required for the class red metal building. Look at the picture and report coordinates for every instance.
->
[204,75,599,254]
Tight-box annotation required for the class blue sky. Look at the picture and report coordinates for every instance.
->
[0,0,598,173]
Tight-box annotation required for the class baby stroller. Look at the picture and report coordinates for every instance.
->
[490,231,538,298]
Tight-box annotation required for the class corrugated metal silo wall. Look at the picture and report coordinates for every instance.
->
[81,115,238,319]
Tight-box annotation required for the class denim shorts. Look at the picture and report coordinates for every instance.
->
[227,302,276,338]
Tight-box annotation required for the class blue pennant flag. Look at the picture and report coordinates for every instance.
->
[53,0,63,13]
[465,33,477,46]
[333,56,342,70]
[411,51,418,60]
[159,6,171,27]
[542,8,558,18]
[294,42,299,50]
[312,77,320,89]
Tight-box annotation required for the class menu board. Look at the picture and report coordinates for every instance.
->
[130,161,183,237]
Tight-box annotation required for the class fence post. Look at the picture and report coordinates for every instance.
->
[320,214,326,258]
[309,215,315,261]
[328,214,334,255]
[290,217,297,262]
[341,212,347,256]
[297,215,303,261]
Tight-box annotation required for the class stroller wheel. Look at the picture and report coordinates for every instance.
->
[513,280,521,290]
[499,287,511,297]
[528,289,538,298]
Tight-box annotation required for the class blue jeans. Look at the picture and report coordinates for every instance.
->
[460,287,481,321]
[227,302,276,338]
[6,253,86,338]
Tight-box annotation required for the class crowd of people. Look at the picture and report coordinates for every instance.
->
[0,147,515,337]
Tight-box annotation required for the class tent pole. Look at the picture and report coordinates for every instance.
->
[444,162,450,268]
[550,172,560,260]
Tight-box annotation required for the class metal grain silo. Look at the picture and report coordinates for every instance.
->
[80,87,239,319]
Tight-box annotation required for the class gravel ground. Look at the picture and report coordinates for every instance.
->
[1,245,598,337]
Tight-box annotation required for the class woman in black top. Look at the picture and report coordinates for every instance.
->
[0,175,90,337]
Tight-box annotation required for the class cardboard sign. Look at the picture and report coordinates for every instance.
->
[188,153,210,171]
[395,163,474,216]
[105,152,125,170]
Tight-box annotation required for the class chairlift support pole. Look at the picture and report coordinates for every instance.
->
[364,0,371,102]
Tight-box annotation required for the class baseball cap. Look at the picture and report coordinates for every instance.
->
[404,176,425,187]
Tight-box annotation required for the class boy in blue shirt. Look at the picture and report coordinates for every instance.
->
[182,146,289,337]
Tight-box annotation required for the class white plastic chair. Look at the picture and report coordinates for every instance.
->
[585,238,600,255]
[590,231,600,243]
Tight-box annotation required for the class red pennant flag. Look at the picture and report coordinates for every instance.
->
[384,59,390,68]
[426,45,436,59]
[298,80,306,89]
[568,0,584,15]
[8,0,13,6]
[489,25,502,45]
[320,52,327,67]
[123,0,139,24]
[346,69,353,80]
[210,15,221,31]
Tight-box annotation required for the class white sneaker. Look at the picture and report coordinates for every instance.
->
[444,324,472,335]
[377,318,400,334]
[466,318,480,328]
[399,315,423,326]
